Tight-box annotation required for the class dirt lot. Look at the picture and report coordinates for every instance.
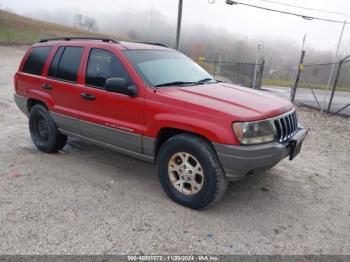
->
[0,46,349,255]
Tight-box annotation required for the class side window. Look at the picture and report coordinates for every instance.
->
[48,46,84,82]
[48,47,64,77]
[22,47,52,75]
[86,48,131,88]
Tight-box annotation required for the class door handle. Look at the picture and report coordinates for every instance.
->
[42,83,52,90]
[81,93,96,101]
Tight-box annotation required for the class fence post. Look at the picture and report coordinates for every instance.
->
[257,58,265,89]
[327,61,342,113]
[252,43,264,89]
[291,50,305,103]
[213,53,218,77]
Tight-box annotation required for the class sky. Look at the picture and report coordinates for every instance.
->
[1,0,350,52]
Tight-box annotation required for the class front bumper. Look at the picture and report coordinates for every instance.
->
[213,128,308,181]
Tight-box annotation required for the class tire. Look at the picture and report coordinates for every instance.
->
[156,133,228,209]
[29,104,67,153]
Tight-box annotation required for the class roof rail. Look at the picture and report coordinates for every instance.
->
[39,36,119,43]
[137,42,168,48]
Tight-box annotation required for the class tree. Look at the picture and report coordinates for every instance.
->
[73,14,99,32]
[73,14,83,29]
[84,16,98,32]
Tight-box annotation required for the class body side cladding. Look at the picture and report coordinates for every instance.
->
[59,128,154,163]
[79,120,142,153]
[49,111,155,162]
[142,136,156,157]
[50,112,80,134]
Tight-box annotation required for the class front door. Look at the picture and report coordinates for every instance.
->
[78,47,144,153]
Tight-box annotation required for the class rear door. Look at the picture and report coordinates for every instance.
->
[43,45,84,133]
[16,46,53,105]
[78,47,144,153]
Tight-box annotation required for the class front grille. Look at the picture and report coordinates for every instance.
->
[273,110,298,143]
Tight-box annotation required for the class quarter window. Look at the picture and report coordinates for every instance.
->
[48,46,84,82]
[22,47,52,75]
[86,48,131,88]
[48,47,64,78]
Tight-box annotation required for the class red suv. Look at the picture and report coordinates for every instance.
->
[14,37,308,209]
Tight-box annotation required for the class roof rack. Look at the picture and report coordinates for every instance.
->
[137,42,168,47]
[39,36,119,43]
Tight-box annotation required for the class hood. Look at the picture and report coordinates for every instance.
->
[157,83,294,121]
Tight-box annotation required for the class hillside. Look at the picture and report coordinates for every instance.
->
[0,9,128,45]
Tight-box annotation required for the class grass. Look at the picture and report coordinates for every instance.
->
[263,79,350,92]
[196,61,217,75]
[0,9,129,45]
[0,24,53,44]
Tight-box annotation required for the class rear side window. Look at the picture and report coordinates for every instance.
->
[48,46,84,82]
[22,47,52,75]
[86,48,131,88]
[48,47,64,77]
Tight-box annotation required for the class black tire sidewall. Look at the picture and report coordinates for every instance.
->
[157,135,219,209]
[29,105,60,153]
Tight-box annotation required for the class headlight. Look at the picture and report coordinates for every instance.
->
[232,120,276,145]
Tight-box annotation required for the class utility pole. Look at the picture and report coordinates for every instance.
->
[291,34,306,103]
[175,0,183,51]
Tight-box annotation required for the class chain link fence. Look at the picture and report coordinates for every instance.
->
[293,59,350,116]
[195,60,264,88]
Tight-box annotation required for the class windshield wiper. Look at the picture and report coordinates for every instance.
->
[155,78,219,88]
[196,78,213,83]
[155,81,196,87]
[195,78,220,84]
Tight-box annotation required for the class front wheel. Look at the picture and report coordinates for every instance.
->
[29,104,67,153]
[156,133,228,209]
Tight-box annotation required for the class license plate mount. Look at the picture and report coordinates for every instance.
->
[289,128,308,160]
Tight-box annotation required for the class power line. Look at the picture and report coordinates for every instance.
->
[255,0,350,17]
[224,0,350,24]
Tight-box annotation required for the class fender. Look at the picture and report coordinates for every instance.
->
[26,89,55,110]
[147,112,239,145]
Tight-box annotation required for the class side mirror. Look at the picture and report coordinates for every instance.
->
[105,77,137,97]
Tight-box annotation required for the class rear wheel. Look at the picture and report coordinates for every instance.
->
[29,104,67,153]
[156,133,228,209]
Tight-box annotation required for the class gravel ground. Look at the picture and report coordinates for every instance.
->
[0,46,349,255]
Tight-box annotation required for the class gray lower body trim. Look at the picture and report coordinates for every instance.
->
[50,112,144,154]
[50,112,154,162]
[50,112,80,134]
[213,141,290,181]
[59,129,154,163]
[143,136,156,157]
[80,120,142,153]
[14,94,29,116]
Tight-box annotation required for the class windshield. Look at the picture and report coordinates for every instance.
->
[123,50,214,87]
